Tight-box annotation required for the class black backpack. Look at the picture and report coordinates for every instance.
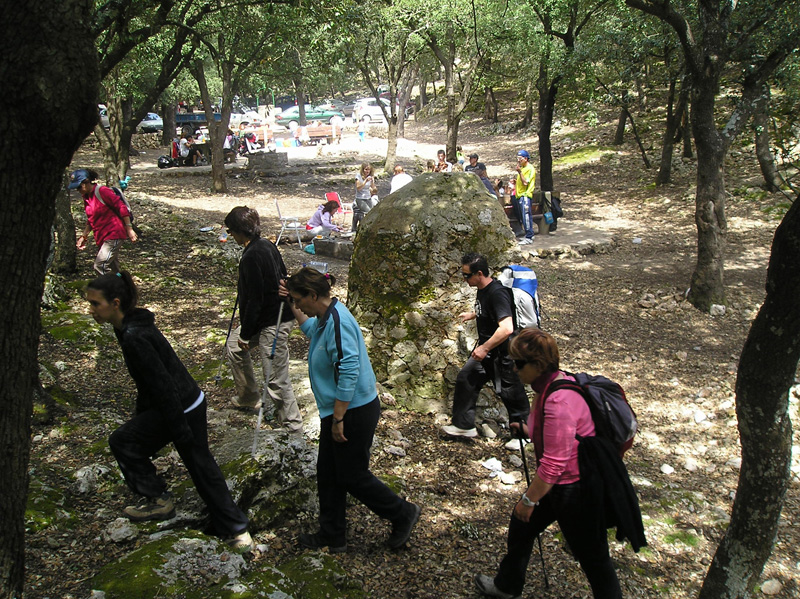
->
[544,372,637,456]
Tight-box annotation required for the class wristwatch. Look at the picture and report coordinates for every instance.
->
[520,494,539,508]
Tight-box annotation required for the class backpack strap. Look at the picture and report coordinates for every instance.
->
[93,185,124,222]
[320,298,344,385]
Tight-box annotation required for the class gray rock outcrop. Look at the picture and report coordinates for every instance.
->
[347,172,516,412]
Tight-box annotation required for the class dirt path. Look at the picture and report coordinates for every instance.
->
[31,111,799,599]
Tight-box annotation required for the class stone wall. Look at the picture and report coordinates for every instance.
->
[347,172,516,413]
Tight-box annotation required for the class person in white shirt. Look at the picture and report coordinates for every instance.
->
[179,135,202,166]
[390,165,413,194]
[434,149,452,172]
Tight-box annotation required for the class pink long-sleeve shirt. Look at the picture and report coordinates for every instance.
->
[528,371,596,485]
[83,184,130,245]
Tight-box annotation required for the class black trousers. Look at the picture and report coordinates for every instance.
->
[109,400,249,537]
[494,482,622,598]
[316,397,408,544]
[451,355,530,430]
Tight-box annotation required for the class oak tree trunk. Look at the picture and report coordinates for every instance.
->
[52,171,77,274]
[161,101,176,146]
[687,80,728,311]
[752,90,782,193]
[0,2,99,596]
[537,69,559,192]
[614,107,627,145]
[484,86,498,123]
[698,195,799,599]
[681,105,693,159]
[656,79,679,186]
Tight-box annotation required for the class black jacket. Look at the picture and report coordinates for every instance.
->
[238,237,293,340]
[578,435,647,552]
[114,308,198,443]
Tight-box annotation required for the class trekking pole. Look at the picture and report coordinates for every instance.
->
[214,292,239,383]
[252,302,285,457]
[516,420,549,590]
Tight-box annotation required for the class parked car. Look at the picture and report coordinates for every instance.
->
[273,95,298,110]
[275,104,345,127]
[137,112,163,132]
[341,100,357,118]
[315,98,346,112]
[380,91,415,115]
[230,108,263,128]
[353,97,394,124]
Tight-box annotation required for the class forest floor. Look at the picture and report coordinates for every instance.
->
[31,100,799,599]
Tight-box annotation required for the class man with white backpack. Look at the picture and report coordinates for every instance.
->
[441,253,531,442]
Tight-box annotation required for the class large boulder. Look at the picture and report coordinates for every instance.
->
[347,172,516,412]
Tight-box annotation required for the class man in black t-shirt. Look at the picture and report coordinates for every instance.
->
[441,253,530,439]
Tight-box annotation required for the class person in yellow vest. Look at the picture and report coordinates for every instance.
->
[515,150,536,245]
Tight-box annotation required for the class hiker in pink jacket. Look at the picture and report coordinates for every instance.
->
[69,168,138,274]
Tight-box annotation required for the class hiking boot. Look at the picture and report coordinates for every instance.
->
[225,530,254,553]
[387,502,421,549]
[298,532,347,553]
[474,574,521,599]
[230,395,260,412]
[441,424,478,438]
[124,493,175,522]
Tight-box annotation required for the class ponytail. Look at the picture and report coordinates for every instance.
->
[87,271,138,313]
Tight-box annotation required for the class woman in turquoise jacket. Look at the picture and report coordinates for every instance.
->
[283,267,420,552]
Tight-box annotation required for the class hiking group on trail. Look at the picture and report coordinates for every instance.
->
[70,166,645,597]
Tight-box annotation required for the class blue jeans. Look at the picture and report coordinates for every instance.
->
[494,482,622,598]
[519,196,535,239]
[316,397,409,543]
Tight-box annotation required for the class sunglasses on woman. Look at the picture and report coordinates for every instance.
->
[513,359,528,370]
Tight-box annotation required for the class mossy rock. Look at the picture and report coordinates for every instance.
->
[91,532,365,599]
[26,473,76,533]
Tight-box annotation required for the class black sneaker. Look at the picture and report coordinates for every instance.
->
[123,493,175,522]
[387,502,421,549]
[298,532,347,553]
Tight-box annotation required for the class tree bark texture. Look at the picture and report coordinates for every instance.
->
[52,171,77,274]
[698,196,800,599]
[752,90,782,193]
[523,79,534,128]
[688,79,728,310]
[681,106,693,159]
[656,79,679,185]
[193,60,233,194]
[162,102,176,147]
[536,68,558,192]
[484,86,498,123]
[614,107,627,145]
[0,2,99,597]
[96,96,134,183]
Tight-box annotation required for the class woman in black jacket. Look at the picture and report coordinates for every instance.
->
[86,271,252,550]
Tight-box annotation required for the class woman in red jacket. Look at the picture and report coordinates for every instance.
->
[69,168,138,274]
